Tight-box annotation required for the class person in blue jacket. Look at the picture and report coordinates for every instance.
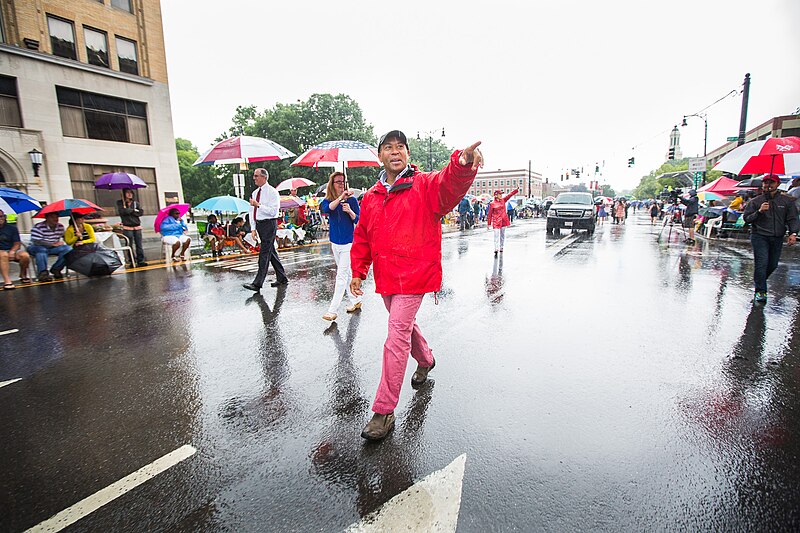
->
[320,171,362,321]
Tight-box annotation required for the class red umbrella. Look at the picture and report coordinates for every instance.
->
[192,136,295,166]
[35,198,102,218]
[697,176,742,196]
[154,203,191,232]
[291,140,380,169]
[712,136,800,175]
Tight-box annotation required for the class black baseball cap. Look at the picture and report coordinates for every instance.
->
[377,130,408,151]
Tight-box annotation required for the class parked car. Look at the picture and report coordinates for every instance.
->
[546,192,596,235]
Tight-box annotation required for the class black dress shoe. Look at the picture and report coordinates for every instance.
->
[242,283,261,292]
[270,279,289,287]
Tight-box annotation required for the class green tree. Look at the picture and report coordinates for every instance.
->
[632,159,690,199]
[407,136,452,172]
[221,94,379,190]
[176,138,232,206]
[601,184,616,198]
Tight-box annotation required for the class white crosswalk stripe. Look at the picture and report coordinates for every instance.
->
[205,251,333,274]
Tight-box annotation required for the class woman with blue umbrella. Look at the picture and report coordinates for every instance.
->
[0,187,41,288]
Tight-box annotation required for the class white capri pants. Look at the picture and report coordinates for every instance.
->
[329,242,361,314]
[162,235,190,245]
[493,227,506,251]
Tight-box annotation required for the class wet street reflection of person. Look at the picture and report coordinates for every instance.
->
[233,288,291,427]
[485,255,504,305]
[311,372,437,520]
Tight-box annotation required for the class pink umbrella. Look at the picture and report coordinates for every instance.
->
[192,136,295,166]
[698,176,742,196]
[276,177,316,192]
[154,203,190,232]
[279,196,306,209]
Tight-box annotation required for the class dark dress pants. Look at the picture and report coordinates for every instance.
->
[253,218,287,288]
[750,233,784,293]
[122,229,146,264]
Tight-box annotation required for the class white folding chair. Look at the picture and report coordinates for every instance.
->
[96,231,136,268]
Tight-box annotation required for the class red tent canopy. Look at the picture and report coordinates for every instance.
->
[698,176,741,196]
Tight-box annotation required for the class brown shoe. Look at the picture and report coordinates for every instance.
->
[411,357,436,389]
[38,271,53,282]
[360,412,395,441]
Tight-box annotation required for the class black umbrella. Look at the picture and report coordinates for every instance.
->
[65,244,122,277]
[736,176,790,188]
[699,207,725,218]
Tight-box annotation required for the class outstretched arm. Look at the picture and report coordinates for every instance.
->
[422,142,484,215]
[503,189,520,203]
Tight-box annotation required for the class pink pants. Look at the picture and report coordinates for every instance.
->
[372,294,435,414]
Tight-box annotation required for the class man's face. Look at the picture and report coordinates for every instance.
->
[170,210,180,219]
[494,192,501,200]
[254,172,266,187]
[45,213,59,225]
[762,179,779,196]
[378,138,409,174]
[0,212,5,227]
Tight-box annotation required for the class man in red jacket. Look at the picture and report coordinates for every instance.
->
[350,130,483,440]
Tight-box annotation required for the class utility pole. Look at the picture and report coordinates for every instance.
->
[737,73,750,146]
[528,160,532,198]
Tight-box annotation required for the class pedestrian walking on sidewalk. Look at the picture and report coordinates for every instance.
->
[597,203,607,225]
[242,168,288,292]
[350,130,483,441]
[487,188,519,255]
[320,171,362,321]
[742,174,799,303]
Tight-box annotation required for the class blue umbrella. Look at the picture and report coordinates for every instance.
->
[195,195,251,213]
[0,187,41,214]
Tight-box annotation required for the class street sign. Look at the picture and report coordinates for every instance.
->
[694,172,703,188]
[727,136,739,142]
[688,157,706,172]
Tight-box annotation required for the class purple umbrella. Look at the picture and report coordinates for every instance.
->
[94,172,147,190]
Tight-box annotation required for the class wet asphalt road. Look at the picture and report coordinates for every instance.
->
[2,213,800,532]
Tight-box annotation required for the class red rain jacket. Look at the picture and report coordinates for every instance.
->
[487,189,519,228]
[351,150,478,295]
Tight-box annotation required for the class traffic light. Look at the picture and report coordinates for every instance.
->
[595,163,600,174]
[627,157,635,167]
[668,147,676,160]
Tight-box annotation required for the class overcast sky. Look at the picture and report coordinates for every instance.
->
[162,0,800,191]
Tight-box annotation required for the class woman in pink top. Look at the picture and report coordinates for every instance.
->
[487,188,519,255]
[615,201,626,224]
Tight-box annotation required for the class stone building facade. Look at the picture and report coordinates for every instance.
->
[0,0,180,230]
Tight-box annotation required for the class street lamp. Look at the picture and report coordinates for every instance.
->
[416,128,445,171]
[28,148,43,177]
[681,113,707,186]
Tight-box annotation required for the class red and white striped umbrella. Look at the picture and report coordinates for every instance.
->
[193,136,295,166]
[712,136,800,175]
[276,177,316,192]
[291,140,380,169]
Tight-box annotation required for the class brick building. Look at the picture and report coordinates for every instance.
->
[468,168,543,199]
[707,114,800,167]
[0,0,181,230]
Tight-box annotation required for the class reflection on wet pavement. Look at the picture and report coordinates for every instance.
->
[2,215,800,530]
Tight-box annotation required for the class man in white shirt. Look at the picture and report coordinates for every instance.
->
[788,176,800,210]
[242,168,288,291]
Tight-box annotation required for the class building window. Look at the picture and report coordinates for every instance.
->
[84,27,109,68]
[57,86,149,144]
[47,16,77,60]
[111,0,133,13]
[115,37,139,75]
[69,164,159,215]
[0,75,22,128]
